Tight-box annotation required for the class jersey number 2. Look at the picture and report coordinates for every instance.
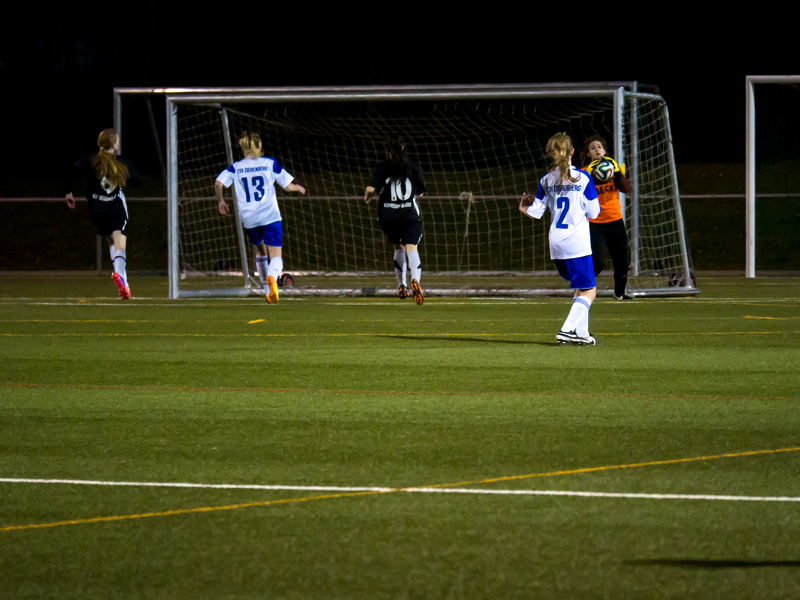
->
[242,176,265,202]
[555,197,570,229]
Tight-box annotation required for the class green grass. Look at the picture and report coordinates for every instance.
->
[1,276,799,599]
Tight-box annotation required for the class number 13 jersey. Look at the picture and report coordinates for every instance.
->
[526,166,600,260]
[216,156,295,228]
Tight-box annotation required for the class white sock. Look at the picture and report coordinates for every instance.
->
[113,249,127,283]
[256,256,268,287]
[268,256,283,280]
[109,244,116,263]
[561,296,592,337]
[575,296,593,337]
[407,250,421,282]
[393,249,407,286]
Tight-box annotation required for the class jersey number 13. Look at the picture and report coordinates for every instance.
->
[241,176,265,202]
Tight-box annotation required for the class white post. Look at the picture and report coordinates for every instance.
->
[629,84,640,276]
[745,77,756,278]
[662,103,692,287]
[166,98,180,299]
[614,88,626,218]
[220,109,253,289]
[744,75,800,278]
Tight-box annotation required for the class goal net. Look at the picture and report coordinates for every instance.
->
[158,84,696,298]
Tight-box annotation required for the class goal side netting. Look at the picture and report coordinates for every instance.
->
[161,85,696,298]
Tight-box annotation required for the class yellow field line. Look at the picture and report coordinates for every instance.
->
[3,446,798,533]
[744,316,789,320]
[413,447,800,489]
[0,490,382,533]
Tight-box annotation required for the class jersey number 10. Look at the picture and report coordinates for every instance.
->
[241,176,265,202]
[390,178,413,202]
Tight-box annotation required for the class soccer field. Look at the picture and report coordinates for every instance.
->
[1,276,799,599]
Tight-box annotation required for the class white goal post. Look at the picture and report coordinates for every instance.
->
[745,75,800,278]
[114,83,697,299]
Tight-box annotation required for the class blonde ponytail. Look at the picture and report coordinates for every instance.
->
[239,130,263,158]
[545,133,578,184]
[91,129,128,190]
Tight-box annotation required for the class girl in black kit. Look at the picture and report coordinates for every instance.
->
[65,129,140,299]
[364,136,427,304]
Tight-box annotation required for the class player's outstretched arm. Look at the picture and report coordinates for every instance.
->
[65,193,76,209]
[215,181,229,215]
[284,183,306,195]
[364,186,376,204]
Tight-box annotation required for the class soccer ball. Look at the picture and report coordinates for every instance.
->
[592,160,615,183]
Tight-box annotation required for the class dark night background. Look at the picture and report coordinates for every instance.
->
[1,3,792,186]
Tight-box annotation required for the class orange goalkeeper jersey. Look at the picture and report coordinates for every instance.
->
[589,180,623,223]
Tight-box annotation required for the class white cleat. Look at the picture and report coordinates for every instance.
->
[556,330,596,346]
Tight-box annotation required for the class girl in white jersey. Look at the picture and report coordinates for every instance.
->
[520,133,601,345]
[215,131,306,303]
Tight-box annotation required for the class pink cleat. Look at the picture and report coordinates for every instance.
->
[112,273,131,300]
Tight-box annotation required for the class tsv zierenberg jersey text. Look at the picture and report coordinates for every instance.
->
[526,167,600,259]
[216,157,294,229]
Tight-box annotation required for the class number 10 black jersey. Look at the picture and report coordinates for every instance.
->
[368,161,427,223]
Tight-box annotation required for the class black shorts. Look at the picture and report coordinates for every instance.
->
[379,218,422,245]
[89,198,129,236]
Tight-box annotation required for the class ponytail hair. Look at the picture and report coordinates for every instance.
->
[239,130,263,158]
[384,135,409,179]
[581,134,608,167]
[545,132,578,184]
[91,129,128,189]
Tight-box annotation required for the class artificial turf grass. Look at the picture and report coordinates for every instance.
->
[3,474,800,599]
[1,276,799,599]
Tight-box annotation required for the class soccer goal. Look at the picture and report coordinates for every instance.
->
[115,84,697,298]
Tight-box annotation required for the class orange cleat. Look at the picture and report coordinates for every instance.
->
[265,275,279,304]
[410,279,424,305]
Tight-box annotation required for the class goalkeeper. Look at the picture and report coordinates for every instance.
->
[581,136,632,300]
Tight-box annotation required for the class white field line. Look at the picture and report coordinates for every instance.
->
[405,488,800,502]
[2,478,799,503]
[0,478,392,492]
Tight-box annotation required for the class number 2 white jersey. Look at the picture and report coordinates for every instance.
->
[526,166,600,260]
[216,156,294,229]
